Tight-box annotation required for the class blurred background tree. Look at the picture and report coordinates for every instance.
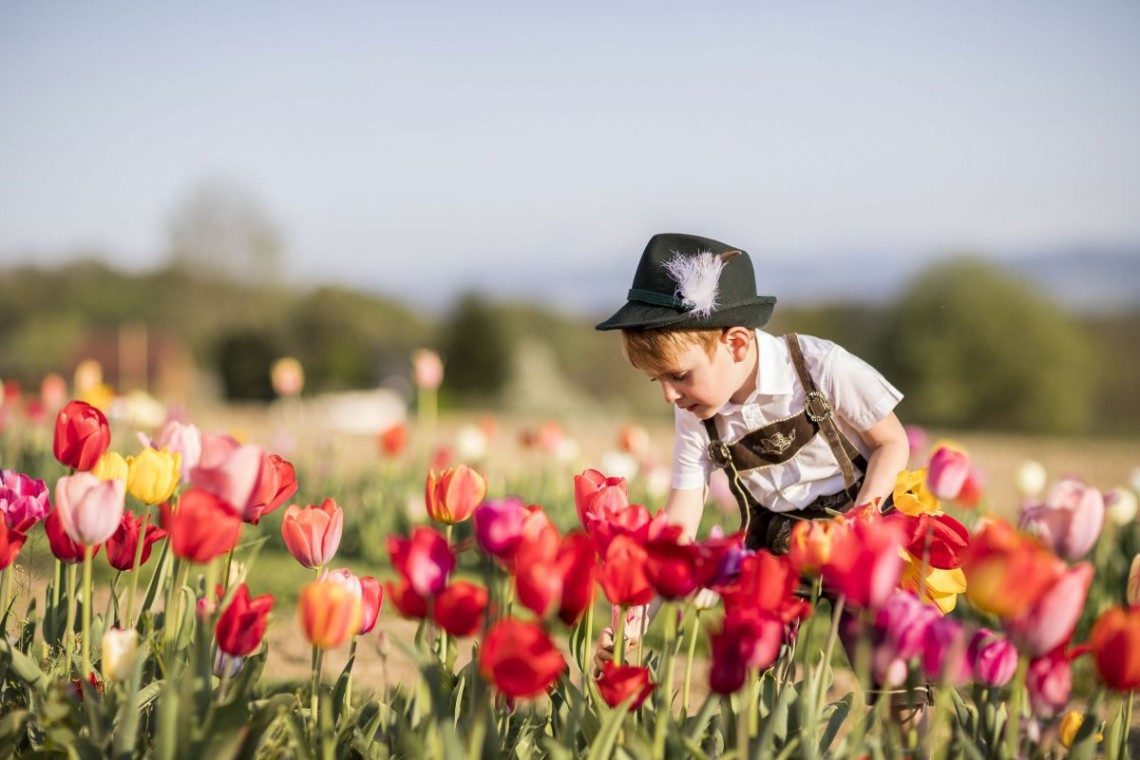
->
[439,294,513,402]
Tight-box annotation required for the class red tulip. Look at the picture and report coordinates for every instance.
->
[378,423,408,457]
[433,581,489,637]
[44,507,99,563]
[821,515,906,610]
[721,550,811,624]
[709,610,784,694]
[1089,605,1140,691]
[479,619,566,699]
[53,400,110,471]
[162,488,243,563]
[359,576,383,634]
[245,454,298,524]
[644,537,703,600]
[425,466,486,525]
[389,526,454,598]
[216,583,275,656]
[281,498,343,569]
[596,662,655,709]
[515,530,597,626]
[385,578,428,619]
[600,534,654,607]
[891,512,970,570]
[588,503,653,557]
[0,523,28,570]
[925,445,970,501]
[104,511,167,572]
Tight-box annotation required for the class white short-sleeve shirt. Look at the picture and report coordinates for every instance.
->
[671,330,903,513]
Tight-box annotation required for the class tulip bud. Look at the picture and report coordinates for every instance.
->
[1015,460,1047,497]
[968,629,1018,687]
[101,628,139,681]
[412,349,443,390]
[126,447,181,505]
[213,650,244,679]
[91,452,129,483]
[1105,488,1138,527]
[228,559,248,588]
[281,498,343,569]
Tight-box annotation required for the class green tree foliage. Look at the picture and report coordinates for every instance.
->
[217,330,278,401]
[878,259,1096,434]
[439,294,513,401]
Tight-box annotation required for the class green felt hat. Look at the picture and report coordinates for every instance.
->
[595,233,777,331]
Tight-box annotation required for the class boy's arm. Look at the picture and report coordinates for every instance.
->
[853,411,909,508]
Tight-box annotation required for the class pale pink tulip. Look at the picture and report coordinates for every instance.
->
[1026,649,1071,717]
[926,446,970,501]
[190,442,266,521]
[412,349,443,390]
[144,420,202,480]
[55,472,126,546]
[1020,478,1104,560]
[1005,563,1093,658]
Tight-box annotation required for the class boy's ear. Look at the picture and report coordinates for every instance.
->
[722,326,753,362]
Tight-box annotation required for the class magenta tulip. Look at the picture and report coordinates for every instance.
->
[969,629,1018,687]
[54,473,125,546]
[0,470,50,528]
[389,526,454,598]
[921,616,970,685]
[473,497,527,559]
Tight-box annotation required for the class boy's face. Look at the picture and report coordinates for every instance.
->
[645,330,755,420]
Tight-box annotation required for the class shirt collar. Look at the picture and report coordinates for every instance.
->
[718,330,796,415]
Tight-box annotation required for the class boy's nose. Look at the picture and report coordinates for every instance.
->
[661,383,681,404]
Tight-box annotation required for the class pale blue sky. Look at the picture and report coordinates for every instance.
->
[1,1,1137,309]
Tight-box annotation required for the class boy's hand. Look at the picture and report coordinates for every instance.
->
[591,605,647,676]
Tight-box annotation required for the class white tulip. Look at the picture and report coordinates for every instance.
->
[1015,460,1047,497]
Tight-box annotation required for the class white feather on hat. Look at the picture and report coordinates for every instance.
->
[663,250,726,318]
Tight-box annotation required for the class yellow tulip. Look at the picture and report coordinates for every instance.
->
[900,548,967,614]
[892,468,941,516]
[1059,709,1102,748]
[91,451,129,483]
[126,447,181,504]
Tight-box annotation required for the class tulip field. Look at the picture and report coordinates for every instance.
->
[1,385,1140,759]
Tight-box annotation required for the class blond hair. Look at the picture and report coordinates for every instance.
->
[620,328,723,374]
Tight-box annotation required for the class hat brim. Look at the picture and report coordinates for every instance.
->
[595,296,777,331]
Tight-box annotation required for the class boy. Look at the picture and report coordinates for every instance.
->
[594,232,909,659]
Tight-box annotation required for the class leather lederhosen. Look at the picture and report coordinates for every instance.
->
[703,333,870,553]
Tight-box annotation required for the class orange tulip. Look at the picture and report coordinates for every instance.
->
[961,519,1064,619]
[424,466,486,525]
[788,518,843,573]
[298,580,363,649]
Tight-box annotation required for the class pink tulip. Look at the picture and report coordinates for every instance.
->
[1026,648,1071,718]
[358,576,383,635]
[969,629,1018,687]
[473,497,528,560]
[573,469,629,534]
[0,470,51,528]
[1005,563,1093,658]
[55,473,126,546]
[1020,478,1104,560]
[190,442,265,518]
[389,526,454,598]
[926,446,970,501]
[905,425,928,463]
[281,499,344,569]
[320,567,364,600]
[412,349,443,390]
[871,591,940,687]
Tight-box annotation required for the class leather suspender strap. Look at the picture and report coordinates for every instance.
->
[783,333,860,492]
[702,416,754,537]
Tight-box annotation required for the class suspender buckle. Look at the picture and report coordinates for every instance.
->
[708,441,732,467]
[804,391,832,422]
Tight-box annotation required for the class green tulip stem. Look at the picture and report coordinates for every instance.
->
[682,610,701,716]
[1005,657,1029,758]
[615,604,628,667]
[437,525,453,662]
[418,386,437,430]
[311,645,325,744]
[124,509,151,628]
[1125,691,1135,757]
[583,597,595,703]
[64,563,78,671]
[80,545,93,676]
[653,601,678,759]
[165,559,189,645]
[345,636,357,709]
[813,594,844,720]
[0,566,10,632]
[51,559,62,632]
[222,544,236,597]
